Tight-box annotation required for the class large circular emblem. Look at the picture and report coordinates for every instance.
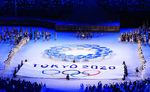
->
[44,44,113,62]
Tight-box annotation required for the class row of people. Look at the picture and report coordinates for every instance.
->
[119,29,150,44]
[137,39,147,79]
[13,59,27,78]
[76,31,102,39]
[83,78,150,92]
[0,27,57,43]
[0,76,46,92]
[4,36,30,69]
[0,27,29,44]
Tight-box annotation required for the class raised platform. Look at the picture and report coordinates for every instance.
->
[55,22,120,32]
[0,17,120,32]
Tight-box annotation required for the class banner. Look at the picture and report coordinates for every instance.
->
[17,62,124,79]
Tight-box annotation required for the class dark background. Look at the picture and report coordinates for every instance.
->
[0,0,150,28]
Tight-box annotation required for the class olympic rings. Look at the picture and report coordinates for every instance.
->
[50,72,66,77]
[42,69,60,75]
[82,70,101,76]
[62,70,80,75]
[42,69,101,78]
[70,71,90,78]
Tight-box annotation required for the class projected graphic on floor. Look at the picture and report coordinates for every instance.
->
[44,44,113,62]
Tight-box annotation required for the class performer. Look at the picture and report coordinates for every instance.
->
[55,32,57,40]
[35,33,37,42]
[82,33,85,38]
[77,31,79,37]
[90,32,92,38]
[148,34,150,44]
[7,34,10,42]
[42,29,44,37]
[45,30,48,40]
[66,74,70,80]
[43,33,45,41]
[4,34,6,42]
[0,35,2,42]
[10,35,12,44]
[87,32,89,39]
[73,58,75,63]
[13,35,16,45]
[135,67,139,77]
[39,31,41,37]
[118,35,121,42]
[38,31,40,39]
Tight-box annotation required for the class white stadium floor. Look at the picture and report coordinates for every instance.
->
[0,27,150,92]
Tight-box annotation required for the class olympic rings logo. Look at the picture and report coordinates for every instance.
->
[42,69,101,78]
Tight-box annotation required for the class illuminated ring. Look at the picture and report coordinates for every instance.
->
[42,69,60,75]
[50,72,66,78]
[70,72,90,78]
[62,70,80,75]
[82,70,101,76]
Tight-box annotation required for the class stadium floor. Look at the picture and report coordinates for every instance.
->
[0,27,150,92]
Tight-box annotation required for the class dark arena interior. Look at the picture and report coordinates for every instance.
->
[0,0,150,92]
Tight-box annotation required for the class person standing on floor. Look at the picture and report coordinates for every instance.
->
[4,33,6,42]
[43,32,45,41]
[77,31,79,38]
[55,32,57,40]
[13,35,16,45]
[90,32,92,38]
[45,30,47,40]
[42,29,44,37]
[10,35,12,44]
[87,32,89,39]
[0,35,2,42]
[66,74,70,80]
[140,65,145,79]
[7,33,10,42]
[135,67,139,77]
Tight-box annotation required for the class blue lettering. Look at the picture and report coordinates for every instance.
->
[51,65,58,68]
[91,65,98,69]
[109,66,115,70]
[100,66,106,70]
[70,64,77,68]
[33,64,37,67]
[41,64,49,68]
[62,65,69,68]
[82,65,89,69]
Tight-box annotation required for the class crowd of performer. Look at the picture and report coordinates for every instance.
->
[121,39,147,80]
[0,26,57,44]
[0,76,46,92]
[76,31,102,39]
[4,34,30,69]
[136,39,147,79]
[118,26,150,45]
[83,78,150,92]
